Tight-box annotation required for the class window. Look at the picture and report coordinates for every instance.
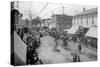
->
[81,18,82,26]
[77,19,79,25]
[78,18,81,26]
[86,18,88,25]
[82,17,87,26]
[92,17,94,25]
[72,19,75,25]
[88,17,92,26]
[94,17,97,26]
[75,19,77,25]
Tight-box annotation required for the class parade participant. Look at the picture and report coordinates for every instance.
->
[23,33,27,43]
[77,55,80,62]
[56,35,65,51]
[73,54,77,62]
[84,36,88,47]
[78,42,82,54]
[72,50,80,62]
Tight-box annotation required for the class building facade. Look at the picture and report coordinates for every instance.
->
[73,8,97,28]
[52,14,72,32]
[72,8,98,48]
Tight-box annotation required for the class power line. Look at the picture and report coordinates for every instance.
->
[38,3,48,16]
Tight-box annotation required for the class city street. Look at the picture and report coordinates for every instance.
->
[14,32,97,64]
[36,36,97,63]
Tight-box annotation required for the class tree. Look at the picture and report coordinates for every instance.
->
[31,17,41,26]
[25,19,29,26]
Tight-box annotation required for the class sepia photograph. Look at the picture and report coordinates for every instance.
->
[11,1,98,66]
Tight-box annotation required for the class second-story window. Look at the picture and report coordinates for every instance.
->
[75,19,77,26]
[86,18,88,25]
[92,17,94,25]
[88,17,92,26]
[94,16,97,26]
[81,18,82,26]
[82,17,87,26]
[79,18,81,26]
[77,19,79,25]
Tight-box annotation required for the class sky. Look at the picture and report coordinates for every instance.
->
[14,1,97,19]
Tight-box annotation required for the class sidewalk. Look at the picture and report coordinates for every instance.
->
[81,45,97,60]
[82,44,97,54]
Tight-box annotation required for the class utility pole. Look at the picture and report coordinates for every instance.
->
[62,6,64,15]
[29,11,33,21]
[28,11,33,27]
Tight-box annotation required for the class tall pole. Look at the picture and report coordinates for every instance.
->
[63,6,64,15]
[62,6,65,32]
[29,11,32,21]
[28,11,33,27]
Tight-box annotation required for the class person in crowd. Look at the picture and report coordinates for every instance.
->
[78,42,82,54]
[20,28,24,39]
[56,35,65,51]
[73,54,77,62]
[26,34,41,65]
[72,49,81,62]
[23,33,27,43]
[64,39,68,49]
[77,55,80,62]
[84,36,88,47]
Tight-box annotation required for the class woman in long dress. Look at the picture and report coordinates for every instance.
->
[36,34,72,64]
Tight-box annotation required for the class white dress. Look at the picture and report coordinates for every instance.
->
[36,36,72,64]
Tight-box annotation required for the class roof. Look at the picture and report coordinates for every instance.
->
[85,27,97,38]
[42,18,51,21]
[52,14,72,23]
[74,8,97,17]
[68,26,79,34]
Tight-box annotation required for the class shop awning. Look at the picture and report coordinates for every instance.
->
[85,27,97,38]
[83,28,89,34]
[68,26,79,34]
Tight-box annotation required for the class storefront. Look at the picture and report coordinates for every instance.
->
[85,27,97,48]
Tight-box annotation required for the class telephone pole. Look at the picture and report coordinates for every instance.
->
[29,11,33,21]
[62,6,64,15]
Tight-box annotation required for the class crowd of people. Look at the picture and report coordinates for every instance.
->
[16,24,85,64]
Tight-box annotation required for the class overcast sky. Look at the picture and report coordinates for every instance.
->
[14,1,97,19]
